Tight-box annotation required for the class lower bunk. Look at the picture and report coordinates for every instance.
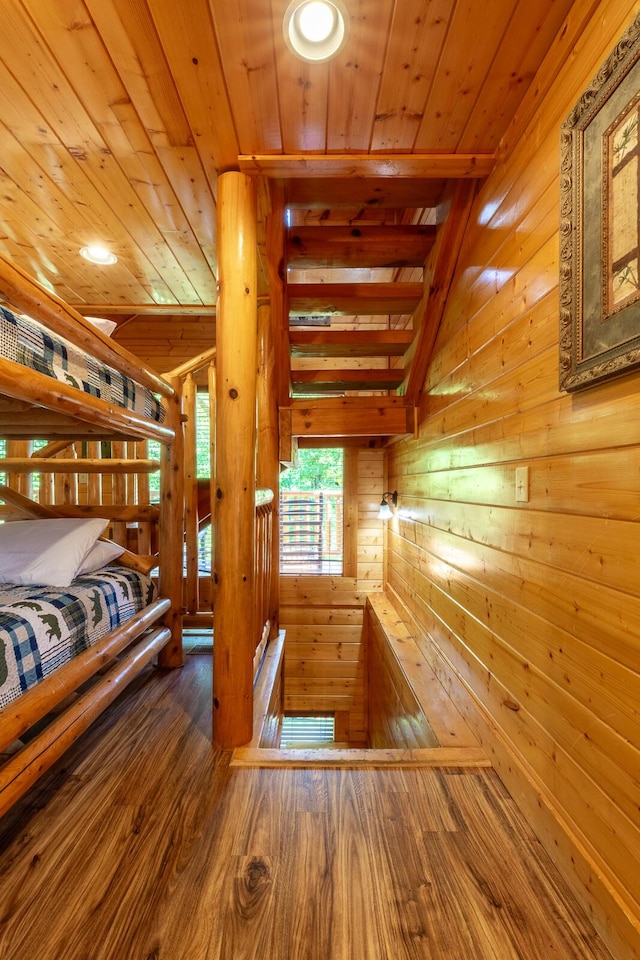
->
[0,562,171,818]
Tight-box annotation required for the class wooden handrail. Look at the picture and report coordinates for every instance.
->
[166,346,217,380]
[256,487,274,507]
[0,458,160,474]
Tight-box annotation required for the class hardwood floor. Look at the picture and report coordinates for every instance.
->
[0,654,614,960]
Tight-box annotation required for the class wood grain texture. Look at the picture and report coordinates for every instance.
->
[386,4,640,957]
[0,654,614,960]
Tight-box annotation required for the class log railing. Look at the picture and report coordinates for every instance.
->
[0,439,159,553]
[254,488,275,674]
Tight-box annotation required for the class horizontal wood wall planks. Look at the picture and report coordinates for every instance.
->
[386,4,640,959]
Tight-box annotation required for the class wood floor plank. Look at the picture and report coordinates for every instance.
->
[0,656,614,960]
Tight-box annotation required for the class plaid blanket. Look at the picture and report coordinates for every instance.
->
[0,566,156,709]
[0,306,165,423]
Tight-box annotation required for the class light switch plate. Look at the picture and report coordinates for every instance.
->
[515,466,529,502]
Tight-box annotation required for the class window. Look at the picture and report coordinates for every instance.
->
[281,714,335,746]
[279,447,343,575]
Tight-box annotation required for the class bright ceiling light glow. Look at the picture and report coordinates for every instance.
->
[298,2,335,42]
[79,245,118,266]
[283,0,349,63]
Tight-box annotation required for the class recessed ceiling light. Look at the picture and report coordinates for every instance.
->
[79,245,118,266]
[283,0,349,63]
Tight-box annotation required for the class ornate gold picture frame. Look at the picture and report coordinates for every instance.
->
[559,13,640,391]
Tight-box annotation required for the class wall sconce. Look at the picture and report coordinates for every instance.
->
[378,490,397,521]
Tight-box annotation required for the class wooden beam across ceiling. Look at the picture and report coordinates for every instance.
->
[287,225,435,269]
[288,282,422,315]
[238,154,495,179]
[74,304,217,316]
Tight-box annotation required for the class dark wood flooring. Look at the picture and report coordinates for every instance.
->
[0,653,615,960]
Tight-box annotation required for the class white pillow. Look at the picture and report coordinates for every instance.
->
[85,316,118,336]
[0,517,109,587]
[78,539,126,575]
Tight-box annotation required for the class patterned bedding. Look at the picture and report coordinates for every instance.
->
[0,565,156,709]
[0,305,165,423]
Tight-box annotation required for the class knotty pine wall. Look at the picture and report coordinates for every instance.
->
[115,315,215,383]
[280,448,385,744]
[386,3,640,958]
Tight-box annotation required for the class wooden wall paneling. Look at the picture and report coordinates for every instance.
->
[386,531,640,815]
[342,447,358,577]
[396,519,640,703]
[387,4,640,957]
[366,603,436,750]
[398,447,640,522]
[387,553,640,939]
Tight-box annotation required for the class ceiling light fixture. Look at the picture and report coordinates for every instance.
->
[79,245,118,266]
[283,0,349,63]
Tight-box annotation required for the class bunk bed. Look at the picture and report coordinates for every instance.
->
[0,254,184,818]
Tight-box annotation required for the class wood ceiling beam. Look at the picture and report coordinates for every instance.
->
[400,180,479,405]
[287,225,435,269]
[288,282,422,315]
[290,330,413,358]
[239,154,495,179]
[74,304,217,316]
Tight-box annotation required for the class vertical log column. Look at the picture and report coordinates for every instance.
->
[257,302,280,640]
[158,374,185,668]
[183,373,199,614]
[214,171,257,749]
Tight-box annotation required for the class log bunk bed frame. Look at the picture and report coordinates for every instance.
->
[0,253,185,818]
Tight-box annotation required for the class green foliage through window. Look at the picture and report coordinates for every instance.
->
[280,448,343,491]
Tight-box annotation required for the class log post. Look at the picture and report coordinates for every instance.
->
[213,171,257,749]
[208,360,216,617]
[183,373,199,614]
[158,374,185,668]
[257,302,280,640]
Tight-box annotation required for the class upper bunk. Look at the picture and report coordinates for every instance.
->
[0,254,175,445]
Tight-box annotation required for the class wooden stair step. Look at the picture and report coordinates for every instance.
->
[290,330,413,358]
[288,397,412,437]
[291,368,404,394]
[288,282,422,316]
[286,225,436,268]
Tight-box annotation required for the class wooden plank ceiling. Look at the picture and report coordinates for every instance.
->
[0,0,575,426]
